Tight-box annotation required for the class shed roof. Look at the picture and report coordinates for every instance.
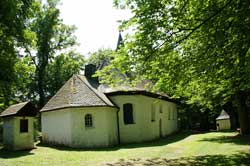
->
[40,75,115,112]
[0,101,36,117]
[216,110,230,120]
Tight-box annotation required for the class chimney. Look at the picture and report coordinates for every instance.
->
[84,64,98,82]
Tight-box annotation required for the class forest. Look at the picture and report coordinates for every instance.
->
[1,0,250,135]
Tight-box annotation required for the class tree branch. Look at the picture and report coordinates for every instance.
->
[154,0,233,54]
[174,0,233,46]
[25,47,38,68]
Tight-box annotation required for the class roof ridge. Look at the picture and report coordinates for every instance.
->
[12,101,29,106]
[76,75,111,106]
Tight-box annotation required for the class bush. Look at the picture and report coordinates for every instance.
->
[34,118,41,142]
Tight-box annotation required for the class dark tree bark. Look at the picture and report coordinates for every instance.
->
[223,102,239,130]
[37,68,45,107]
[37,52,49,108]
[235,92,250,135]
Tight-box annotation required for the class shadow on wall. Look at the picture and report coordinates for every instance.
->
[37,131,192,152]
[199,132,250,145]
[103,152,250,166]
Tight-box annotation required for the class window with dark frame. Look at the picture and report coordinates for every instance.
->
[123,103,134,124]
[85,114,93,128]
[20,119,28,133]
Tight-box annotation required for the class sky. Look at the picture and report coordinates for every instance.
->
[58,0,131,56]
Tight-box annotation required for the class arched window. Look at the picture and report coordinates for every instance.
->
[85,114,93,128]
[123,103,134,124]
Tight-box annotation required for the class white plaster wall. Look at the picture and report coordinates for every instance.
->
[41,95,177,147]
[3,117,14,149]
[3,117,35,150]
[41,109,72,146]
[216,119,231,130]
[161,102,178,136]
[13,117,34,150]
[106,108,119,146]
[110,95,178,144]
[70,107,118,148]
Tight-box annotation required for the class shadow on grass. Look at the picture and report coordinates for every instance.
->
[37,131,191,151]
[0,148,34,159]
[199,133,250,145]
[103,152,250,166]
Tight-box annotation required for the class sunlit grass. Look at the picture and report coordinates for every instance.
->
[0,131,250,165]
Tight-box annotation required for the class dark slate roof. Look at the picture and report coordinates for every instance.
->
[0,102,36,117]
[216,110,230,120]
[40,75,115,112]
[100,80,176,103]
[97,59,109,71]
[105,90,176,103]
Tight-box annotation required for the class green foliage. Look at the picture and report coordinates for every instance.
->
[14,57,36,101]
[45,52,85,97]
[109,0,250,133]
[95,49,132,86]
[87,48,132,86]
[87,48,114,66]
[1,132,250,165]
[28,0,78,106]
[0,0,84,109]
[0,0,35,108]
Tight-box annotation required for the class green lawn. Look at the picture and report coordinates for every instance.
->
[1,131,250,166]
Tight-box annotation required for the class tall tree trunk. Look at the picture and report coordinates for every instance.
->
[38,74,44,107]
[235,92,250,135]
[223,102,239,129]
[37,63,46,108]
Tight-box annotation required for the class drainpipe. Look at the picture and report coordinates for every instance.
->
[116,108,120,145]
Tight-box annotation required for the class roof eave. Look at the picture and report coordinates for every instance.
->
[40,105,117,113]
[0,113,16,118]
[105,90,178,103]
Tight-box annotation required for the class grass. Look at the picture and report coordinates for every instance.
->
[0,131,250,165]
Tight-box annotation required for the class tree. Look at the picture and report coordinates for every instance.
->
[110,0,250,134]
[0,0,83,112]
[45,51,85,97]
[25,0,78,107]
[0,0,34,107]
[87,48,114,66]
[13,57,36,102]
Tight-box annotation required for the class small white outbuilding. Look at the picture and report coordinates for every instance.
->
[0,102,37,150]
[216,110,231,131]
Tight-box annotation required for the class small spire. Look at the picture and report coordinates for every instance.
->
[116,31,124,51]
